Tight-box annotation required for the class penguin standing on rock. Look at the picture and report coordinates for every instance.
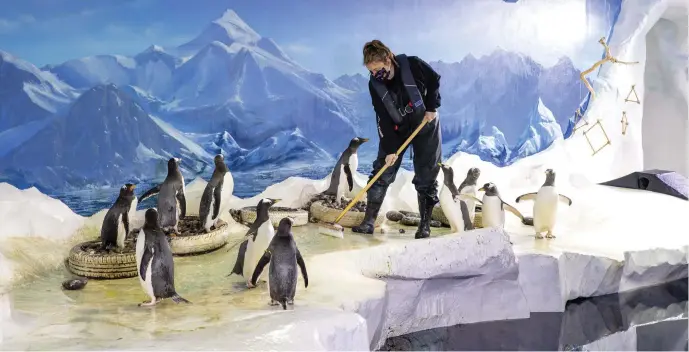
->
[515,169,573,239]
[478,182,532,229]
[199,154,233,233]
[100,183,138,251]
[458,167,481,222]
[322,137,369,204]
[251,217,308,310]
[230,198,281,287]
[140,158,186,235]
[136,208,190,307]
[437,163,474,232]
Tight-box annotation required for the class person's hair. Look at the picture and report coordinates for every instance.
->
[363,40,396,65]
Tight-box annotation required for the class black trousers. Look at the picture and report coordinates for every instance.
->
[367,117,442,204]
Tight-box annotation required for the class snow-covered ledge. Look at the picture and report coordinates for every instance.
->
[300,228,687,350]
[303,228,526,350]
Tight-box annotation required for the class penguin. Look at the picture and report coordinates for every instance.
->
[437,163,474,232]
[139,158,186,235]
[478,182,530,229]
[199,154,233,233]
[458,167,481,222]
[250,217,308,310]
[515,169,573,239]
[100,183,137,251]
[230,198,281,287]
[135,208,190,307]
[322,137,369,203]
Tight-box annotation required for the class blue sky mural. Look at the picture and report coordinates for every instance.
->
[1,0,619,78]
[0,0,622,215]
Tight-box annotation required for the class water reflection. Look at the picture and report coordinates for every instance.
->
[381,279,688,351]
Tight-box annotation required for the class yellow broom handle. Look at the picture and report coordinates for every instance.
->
[334,118,430,223]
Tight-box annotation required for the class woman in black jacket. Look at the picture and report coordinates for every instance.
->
[352,39,442,239]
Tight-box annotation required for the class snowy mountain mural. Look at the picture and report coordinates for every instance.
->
[0,2,621,215]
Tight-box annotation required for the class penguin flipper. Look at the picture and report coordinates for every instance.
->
[502,201,526,221]
[199,187,212,220]
[515,193,537,203]
[296,249,308,288]
[246,222,260,242]
[250,250,271,286]
[176,190,187,218]
[140,246,154,279]
[459,200,474,231]
[231,239,248,276]
[458,194,483,205]
[343,164,354,192]
[558,194,573,206]
[139,185,161,202]
[212,184,222,219]
[122,211,130,236]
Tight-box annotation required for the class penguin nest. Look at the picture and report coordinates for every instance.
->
[177,216,221,237]
[303,194,367,212]
[82,240,136,254]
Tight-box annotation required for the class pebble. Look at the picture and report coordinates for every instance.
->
[62,278,88,291]
[386,211,404,222]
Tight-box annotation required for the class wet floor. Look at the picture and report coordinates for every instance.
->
[381,279,689,351]
[1,223,452,350]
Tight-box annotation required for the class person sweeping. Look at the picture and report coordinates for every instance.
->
[352,40,443,239]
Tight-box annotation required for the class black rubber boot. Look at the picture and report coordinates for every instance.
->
[352,187,386,234]
[414,194,436,239]
[351,202,382,234]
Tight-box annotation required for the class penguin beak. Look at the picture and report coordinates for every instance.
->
[128,184,136,190]
[478,186,485,192]
[361,138,369,143]
[437,162,443,167]
[271,198,282,205]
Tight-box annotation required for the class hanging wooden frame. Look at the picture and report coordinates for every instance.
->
[621,111,629,135]
[582,119,611,156]
[624,85,640,104]
[572,108,589,133]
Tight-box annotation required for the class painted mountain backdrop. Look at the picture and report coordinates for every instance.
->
[0,10,589,215]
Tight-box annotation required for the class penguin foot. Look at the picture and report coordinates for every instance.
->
[535,233,544,239]
[246,281,256,289]
[138,299,157,307]
[269,300,280,306]
[546,232,556,239]
[287,299,294,305]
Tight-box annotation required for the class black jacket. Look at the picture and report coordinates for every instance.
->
[368,55,441,155]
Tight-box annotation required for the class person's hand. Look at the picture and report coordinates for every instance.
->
[424,111,437,122]
[385,154,397,167]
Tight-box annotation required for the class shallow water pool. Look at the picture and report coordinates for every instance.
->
[1,223,452,350]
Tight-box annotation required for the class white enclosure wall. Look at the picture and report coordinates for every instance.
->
[568,0,689,182]
[641,5,689,176]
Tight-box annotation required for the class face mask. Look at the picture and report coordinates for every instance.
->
[373,67,390,81]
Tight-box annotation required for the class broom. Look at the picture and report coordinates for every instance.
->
[317,118,430,237]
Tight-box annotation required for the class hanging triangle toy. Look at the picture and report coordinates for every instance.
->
[624,85,640,104]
